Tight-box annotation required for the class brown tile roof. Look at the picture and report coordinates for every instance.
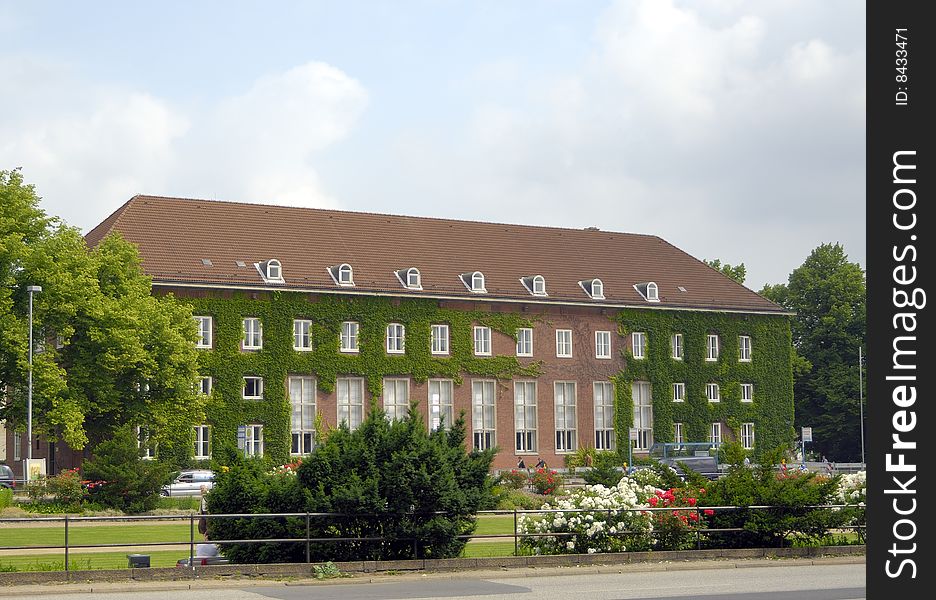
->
[85,195,786,314]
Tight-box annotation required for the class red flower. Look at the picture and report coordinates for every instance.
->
[649,496,658,506]
[687,497,697,506]
[689,512,699,521]
[704,509,715,516]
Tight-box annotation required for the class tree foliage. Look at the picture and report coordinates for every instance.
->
[82,425,170,513]
[704,259,746,285]
[0,169,203,459]
[759,243,865,461]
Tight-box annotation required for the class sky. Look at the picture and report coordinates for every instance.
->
[0,0,865,291]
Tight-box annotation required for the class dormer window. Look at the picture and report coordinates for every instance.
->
[521,275,547,297]
[634,281,660,302]
[395,267,422,290]
[255,259,285,284]
[460,271,487,293]
[579,278,605,300]
[328,263,355,286]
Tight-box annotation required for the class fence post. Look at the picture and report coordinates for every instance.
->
[696,508,701,550]
[190,513,195,570]
[513,508,518,556]
[64,515,69,572]
[306,513,311,564]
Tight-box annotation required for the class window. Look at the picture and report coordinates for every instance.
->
[429,379,454,431]
[646,282,659,301]
[706,383,720,403]
[516,328,533,357]
[13,432,21,461]
[243,376,264,400]
[293,319,312,351]
[194,425,211,460]
[386,323,405,354]
[706,334,719,361]
[473,326,491,356]
[406,267,421,289]
[431,324,449,355]
[514,381,537,453]
[556,329,572,358]
[595,331,612,359]
[242,424,263,457]
[195,316,212,348]
[472,380,496,451]
[594,382,615,451]
[266,260,281,280]
[137,426,155,460]
[709,422,722,447]
[591,279,604,299]
[740,384,753,403]
[471,271,485,292]
[289,376,316,455]
[671,333,683,360]
[554,381,577,452]
[532,275,546,296]
[631,332,646,359]
[673,382,685,402]
[338,263,354,285]
[337,377,365,430]
[243,318,262,350]
[383,378,410,421]
[632,381,653,450]
[340,321,359,353]
[741,423,755,450]
[739,336,752,362]
[674,422,685,449]
[198,376,213,396]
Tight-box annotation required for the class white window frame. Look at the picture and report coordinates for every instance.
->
[472,379,496,451]
[266,259,282,280]
[646,282,659,301]
[632,381,653,451]
[591,278,604,299]
[431,324,450,355]
[386,323,406,354]
[554,381,577,453]
[429,379,454,431]
[514,381,537,453]
[741,422,755,450]
[195,316,213,349]
[338,263,354,286]
[674,422,685,449]
[739,335,752,362]
[13,431,22,461]
[516,327,534,357]
[741,383,754,403]
[244,424,264,457]
[194,425,211,460]
[383,378,410,421]
[471,271,486,293]
[532,275,546,296]
[137,426,155,460]
[709,422,722,447]
[242,317,262,350]
[706,334,719,361]
[406,267,421,289]
[706,383,720,403]
[594,381,615,451]
[243,376,264,400]
[337,377,365,430]
[340,321,359,353]
[293,319,313,351]
[631,332,646,359]
[595,330,612,359]
[673,382,685,403]
[199,376,213,396]
[289,376,316,455]
[556,329,573,358]
[473,326,492,356]
[671,333,683,360]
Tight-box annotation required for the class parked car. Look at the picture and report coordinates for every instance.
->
[176,554,229,567]
[0,464,15,489]
[161,469,215,496]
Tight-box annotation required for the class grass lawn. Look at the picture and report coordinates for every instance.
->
[472,515,515,537]
[460,541,515,558]
[0,550,187,572]
[0,523,194,548]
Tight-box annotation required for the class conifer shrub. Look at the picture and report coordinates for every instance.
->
[82,425,169,513]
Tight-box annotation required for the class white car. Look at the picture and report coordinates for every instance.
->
[161,469,215,497]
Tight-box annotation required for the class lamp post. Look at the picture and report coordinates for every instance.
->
[859,346,865,466]
[26,285,41,464]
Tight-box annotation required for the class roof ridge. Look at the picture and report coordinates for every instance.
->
[84,195,140,246]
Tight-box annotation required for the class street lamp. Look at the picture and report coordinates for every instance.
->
[26,285,41,463]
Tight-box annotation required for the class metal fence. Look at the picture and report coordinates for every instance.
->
[0,504,865,572]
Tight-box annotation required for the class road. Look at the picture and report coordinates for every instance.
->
[0,559,865,600]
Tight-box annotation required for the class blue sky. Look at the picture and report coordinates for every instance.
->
[1,1,865,290]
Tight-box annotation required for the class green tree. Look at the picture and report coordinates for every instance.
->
[82,425,170,513]
[704,259,746,284]
[0,169,203,463]
[760,243,865,461]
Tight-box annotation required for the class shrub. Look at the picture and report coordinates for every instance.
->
[82,425,170,513]
[530,468,563,495]
[47,469,86,509]
[492,487,546,510]
[494,469,528,490]
[0,488,12,510]
[24,478,47,503]
[582,451,625,487]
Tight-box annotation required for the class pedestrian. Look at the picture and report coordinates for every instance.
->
[535,458,546,470]
[743,456,751,467]
[517,457,526,470]
[197,484,209,536]
[823,456,833,475]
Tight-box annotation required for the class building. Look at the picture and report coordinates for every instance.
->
[19,195,794,472]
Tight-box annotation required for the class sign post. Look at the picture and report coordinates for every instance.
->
[801,427,812,470]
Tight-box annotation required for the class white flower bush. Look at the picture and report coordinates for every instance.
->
[518,477,659,555]
[834,471,866,505]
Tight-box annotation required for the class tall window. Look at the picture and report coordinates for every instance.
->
[194,425,211,460]
[243,424,263,457]
[243,376,263,400]
[289,376,316,455]
[706,334,719,361]
[556,329,573,358]
[516,328,533,357]
[706,383,720,403]
[406,268,421,288]
[337,377,365,430]
[338,263,354,285]
[13,432,22,461]
[243,318,262,350]
[473,326,491,356]
[741,422,755,450]
[632,381,653,451]
[532,275,546,295]
[594,382,615,451]
[673,382,685,402]
[671,333,683,360]
[429,379,454,431]
[591,278,604,299]
[340,321,359,353]
[199,376,213,396]
[554,382,577,452]
[595,331,612,359]
[383,378,410,421]
[472,380,496,451]
[739,336,752,362]
[293,319,312,351]
[631,332,646,359]
[195,316,212,348]
[386,323,405,354]
[431,324,449,355]
[514,381,537,453]
[741,383,753,403]
[471,271,485,292]
[709,422,722,447]
[674,422,685,449]
[137,426,155,460]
